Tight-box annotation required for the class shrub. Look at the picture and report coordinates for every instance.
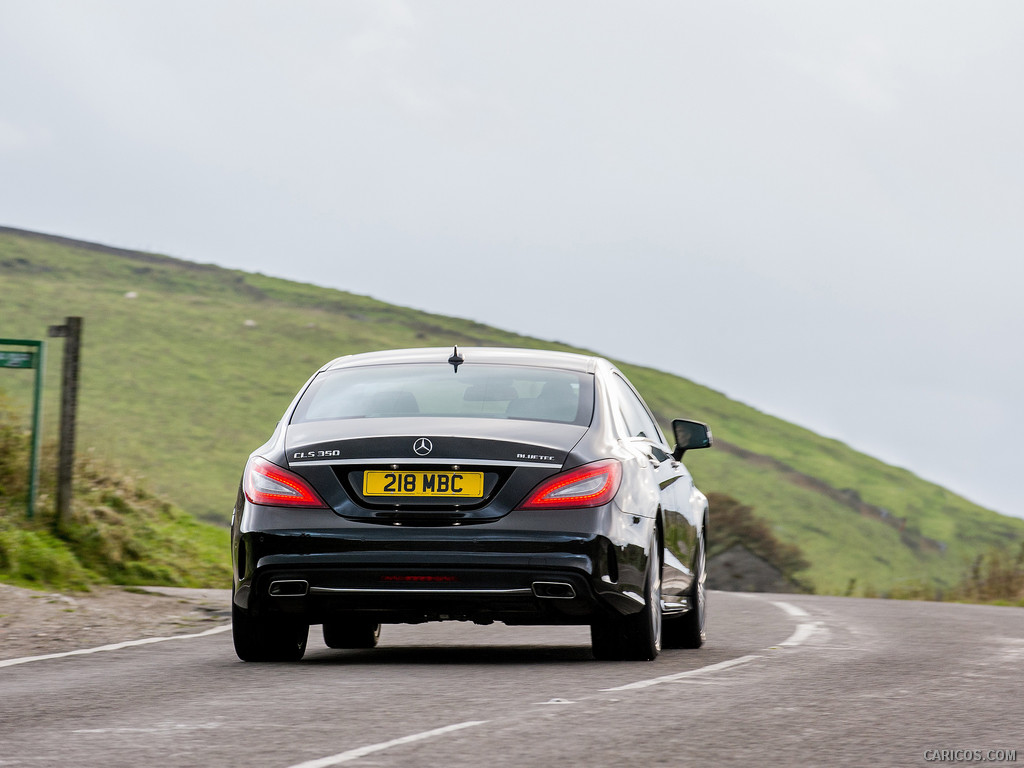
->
[952,543,1024,605]
[707,492,811,587]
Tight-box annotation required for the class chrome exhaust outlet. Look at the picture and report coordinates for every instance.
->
[532,581,577,599]
[268,579,309,597]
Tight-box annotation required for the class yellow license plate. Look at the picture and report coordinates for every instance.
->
[363,471,484,498]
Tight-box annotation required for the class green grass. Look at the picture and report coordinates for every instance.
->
[0,446,229,591]
[2,228,1023,594]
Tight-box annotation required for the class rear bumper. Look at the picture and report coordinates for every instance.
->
[232,525,647,625]
[237,563,610,625]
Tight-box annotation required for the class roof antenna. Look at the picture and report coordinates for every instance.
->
[448,345,464,373]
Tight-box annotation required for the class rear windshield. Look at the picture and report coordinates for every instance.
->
[291,364,594,426]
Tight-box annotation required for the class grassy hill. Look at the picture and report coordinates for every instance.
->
[2,226,1022,596]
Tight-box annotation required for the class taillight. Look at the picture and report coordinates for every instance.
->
[516,459,622,510]
[243,457,327,508]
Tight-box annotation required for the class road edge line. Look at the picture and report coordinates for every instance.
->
[0,624,230,669]
[600,654,764,692]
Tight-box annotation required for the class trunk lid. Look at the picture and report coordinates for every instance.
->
[284,417,588,524]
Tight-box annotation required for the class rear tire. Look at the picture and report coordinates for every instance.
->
[663,531,706,649]
[323,619,381,649]
[591,539,662,661]
[232,601,308,662]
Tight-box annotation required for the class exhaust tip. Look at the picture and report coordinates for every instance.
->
[532,581,576,599]
[269,579,309,597]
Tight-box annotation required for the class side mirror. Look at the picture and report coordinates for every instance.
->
[672,419,713,460]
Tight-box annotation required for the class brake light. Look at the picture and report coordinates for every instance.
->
[244,457,327,508]
[516,459,622,510]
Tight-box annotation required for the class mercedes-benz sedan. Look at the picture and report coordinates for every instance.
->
[231,347,711,661]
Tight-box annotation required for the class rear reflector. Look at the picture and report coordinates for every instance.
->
[244,457,327,508]
[516,459,622,510]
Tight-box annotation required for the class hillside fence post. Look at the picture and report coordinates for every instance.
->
[48,317,83,531]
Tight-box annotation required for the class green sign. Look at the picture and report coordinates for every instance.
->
[0,350,36,369]
[0,338,45,518]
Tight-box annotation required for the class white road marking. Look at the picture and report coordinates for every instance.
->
[602,597,826,693]
[771,600,810,619]
[284,721,489,768]
[779,621,821,647]
[771,600,824,647]
[73,721,224,734]
[600,654,764,692]
[0,625,229,669]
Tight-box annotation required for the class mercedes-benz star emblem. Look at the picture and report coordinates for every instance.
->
[413,438,433,456]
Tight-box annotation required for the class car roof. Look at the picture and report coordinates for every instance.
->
[322,347,602,374]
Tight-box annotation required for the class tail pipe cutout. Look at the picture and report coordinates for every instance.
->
[269,579,309,597]
[532,581,577,599]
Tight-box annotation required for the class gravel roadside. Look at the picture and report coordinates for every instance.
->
[0,582,231,661]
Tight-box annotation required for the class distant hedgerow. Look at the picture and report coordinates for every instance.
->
[707,492,811,585]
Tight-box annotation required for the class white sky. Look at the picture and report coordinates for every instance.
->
[2,1,1022,518]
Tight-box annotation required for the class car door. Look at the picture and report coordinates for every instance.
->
[607,374,696,604]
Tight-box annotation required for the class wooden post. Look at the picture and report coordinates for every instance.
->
[48,317,83,531]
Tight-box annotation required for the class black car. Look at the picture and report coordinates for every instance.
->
[231,347,712,661]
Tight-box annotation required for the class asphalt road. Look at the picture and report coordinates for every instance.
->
[1,592,1021,768]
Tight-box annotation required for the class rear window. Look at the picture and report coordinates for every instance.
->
[291,364,594,426]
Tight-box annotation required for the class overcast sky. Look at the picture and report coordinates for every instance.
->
[2,1,1022,519]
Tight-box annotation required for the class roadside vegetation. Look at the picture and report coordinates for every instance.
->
[951,545,1024,605]
[0,391,229,591]
[2,227,1023,598]
[706,492,813,593]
